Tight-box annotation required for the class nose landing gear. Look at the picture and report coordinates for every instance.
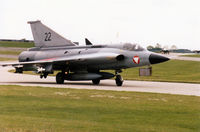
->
[115,75,123,86]
[115,70,123,86]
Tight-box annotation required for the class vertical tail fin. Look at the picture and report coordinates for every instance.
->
[28,20,76,47]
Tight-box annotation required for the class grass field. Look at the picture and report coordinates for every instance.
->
[0,57,17,61]
[120,60,200,83]
[180,54,200,58]
[0,85,199,132]
[12,60,200,83]
[0,50,21,55]
[0,41,34,48]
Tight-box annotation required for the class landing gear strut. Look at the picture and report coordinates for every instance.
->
[56,72,65,84]
[115,70,123,86]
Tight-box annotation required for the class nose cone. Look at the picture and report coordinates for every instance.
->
[149,54,170,64]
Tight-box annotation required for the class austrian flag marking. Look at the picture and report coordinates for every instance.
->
[133,56,140,64]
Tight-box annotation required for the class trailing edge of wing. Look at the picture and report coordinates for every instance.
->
[0,60,53,67]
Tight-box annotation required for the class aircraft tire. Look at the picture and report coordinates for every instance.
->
[115,75,123,86]
[40,75,43,79]
[15,68,23,74]
[56,72,65,84]
[92,79,100,85]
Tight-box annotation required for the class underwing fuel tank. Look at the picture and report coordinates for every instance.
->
[65,72,114,81]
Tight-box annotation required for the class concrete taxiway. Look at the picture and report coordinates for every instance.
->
[164,53,200,62]
[0,66,199,96]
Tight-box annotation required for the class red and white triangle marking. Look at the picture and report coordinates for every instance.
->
[133,56,140,64]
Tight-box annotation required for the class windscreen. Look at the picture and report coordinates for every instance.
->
[123,43,144,51]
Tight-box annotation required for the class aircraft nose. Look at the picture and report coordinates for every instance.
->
[149,54,170,64]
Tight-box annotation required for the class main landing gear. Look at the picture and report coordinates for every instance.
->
[15,67,23,73]
[56,72,65,84]
[115,70,123,86]
[40,72,48,79]
[92,79,100,85]
[55,70,124,86]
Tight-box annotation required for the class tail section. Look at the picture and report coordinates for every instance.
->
[28,20,76,47]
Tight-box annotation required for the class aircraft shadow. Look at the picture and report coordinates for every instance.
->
[0,81,133,87]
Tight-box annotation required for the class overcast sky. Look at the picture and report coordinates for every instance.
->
[1,0,200,49]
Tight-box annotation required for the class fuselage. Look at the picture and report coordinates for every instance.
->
[18,43,152,72]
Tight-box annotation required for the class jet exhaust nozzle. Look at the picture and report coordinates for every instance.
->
[149,54,170,64]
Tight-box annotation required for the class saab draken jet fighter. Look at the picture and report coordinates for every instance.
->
[1,21,169,86]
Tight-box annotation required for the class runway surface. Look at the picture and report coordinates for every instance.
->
[0,66,199,96]
[164,53,200,62]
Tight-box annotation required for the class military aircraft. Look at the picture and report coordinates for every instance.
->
[1,20,169,86]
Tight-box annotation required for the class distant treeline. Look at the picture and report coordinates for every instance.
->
[0,40,34,48]
[0,39,33,43]
[147,43,199,53]
[147,48,195,53]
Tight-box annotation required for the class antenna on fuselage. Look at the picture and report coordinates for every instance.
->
[85,38,93,45]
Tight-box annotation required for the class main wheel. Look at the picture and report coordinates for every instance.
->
[92,79,100,85]
[15,68,23,73]
[56,72,65,84]
[115,75,123,86]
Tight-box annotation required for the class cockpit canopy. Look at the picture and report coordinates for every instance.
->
[123,43,145,51]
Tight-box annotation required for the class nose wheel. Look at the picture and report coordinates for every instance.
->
[115,75,123,86]
[115,70,123,86]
